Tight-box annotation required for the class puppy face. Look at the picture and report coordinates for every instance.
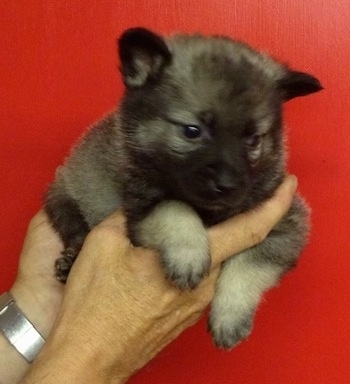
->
[119,28,322,213]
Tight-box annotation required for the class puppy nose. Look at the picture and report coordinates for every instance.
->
[214,173,240,195]
[215,181,237,195]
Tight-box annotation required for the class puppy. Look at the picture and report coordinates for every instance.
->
[45,28,322,348]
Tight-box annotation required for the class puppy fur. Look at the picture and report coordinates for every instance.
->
[45,28,322,348]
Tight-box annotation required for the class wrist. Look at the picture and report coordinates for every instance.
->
[10,279,61,339]
[0,291,40,383]
[0,291,45,363]
[0,329,30,383]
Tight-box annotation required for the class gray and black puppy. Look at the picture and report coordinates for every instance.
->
[45,28,322,349]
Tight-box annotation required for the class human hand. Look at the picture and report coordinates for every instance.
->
[10,210,64,337]
[1,211,64,384]
[22,175,298,384]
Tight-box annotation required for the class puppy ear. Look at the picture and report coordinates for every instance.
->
[118,27,172,87]
[278,70,323,101]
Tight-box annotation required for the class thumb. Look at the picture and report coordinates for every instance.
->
[209,175,298,266]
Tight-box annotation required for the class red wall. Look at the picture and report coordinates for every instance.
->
[1,1,349,383]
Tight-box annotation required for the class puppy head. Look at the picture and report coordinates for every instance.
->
[118,28,322,212]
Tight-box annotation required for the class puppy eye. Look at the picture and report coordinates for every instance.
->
[245,134,262,148]
[183,125,201,139]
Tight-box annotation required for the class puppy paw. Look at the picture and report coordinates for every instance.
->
[55,247,77,283]
[163,246,211,290]
[134,200,210,289]
[208,310,254,349]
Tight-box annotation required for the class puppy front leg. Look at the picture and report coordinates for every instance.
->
[208,250,284,349]
[134,201,210,290]
[208,195,308,348]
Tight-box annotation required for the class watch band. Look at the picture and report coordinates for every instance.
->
[0,291,45,363]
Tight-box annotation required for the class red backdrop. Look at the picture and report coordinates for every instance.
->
[1,1,349,383]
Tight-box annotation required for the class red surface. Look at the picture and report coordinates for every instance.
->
[1,1,349,383]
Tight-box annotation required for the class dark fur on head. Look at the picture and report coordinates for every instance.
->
[45,28,322,349]
[117,29,321,225]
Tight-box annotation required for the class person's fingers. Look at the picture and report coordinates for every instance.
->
[209,175,298,266]
[81,209,130,256]
[27,209,48,230]
[94,209,127,233]
[25,209,60,241]
[18,210,63,270]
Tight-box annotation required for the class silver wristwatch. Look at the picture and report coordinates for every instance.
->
[0,291,45,363]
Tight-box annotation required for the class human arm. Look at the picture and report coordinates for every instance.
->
[1,175,298,384]
[0,210,64,383]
